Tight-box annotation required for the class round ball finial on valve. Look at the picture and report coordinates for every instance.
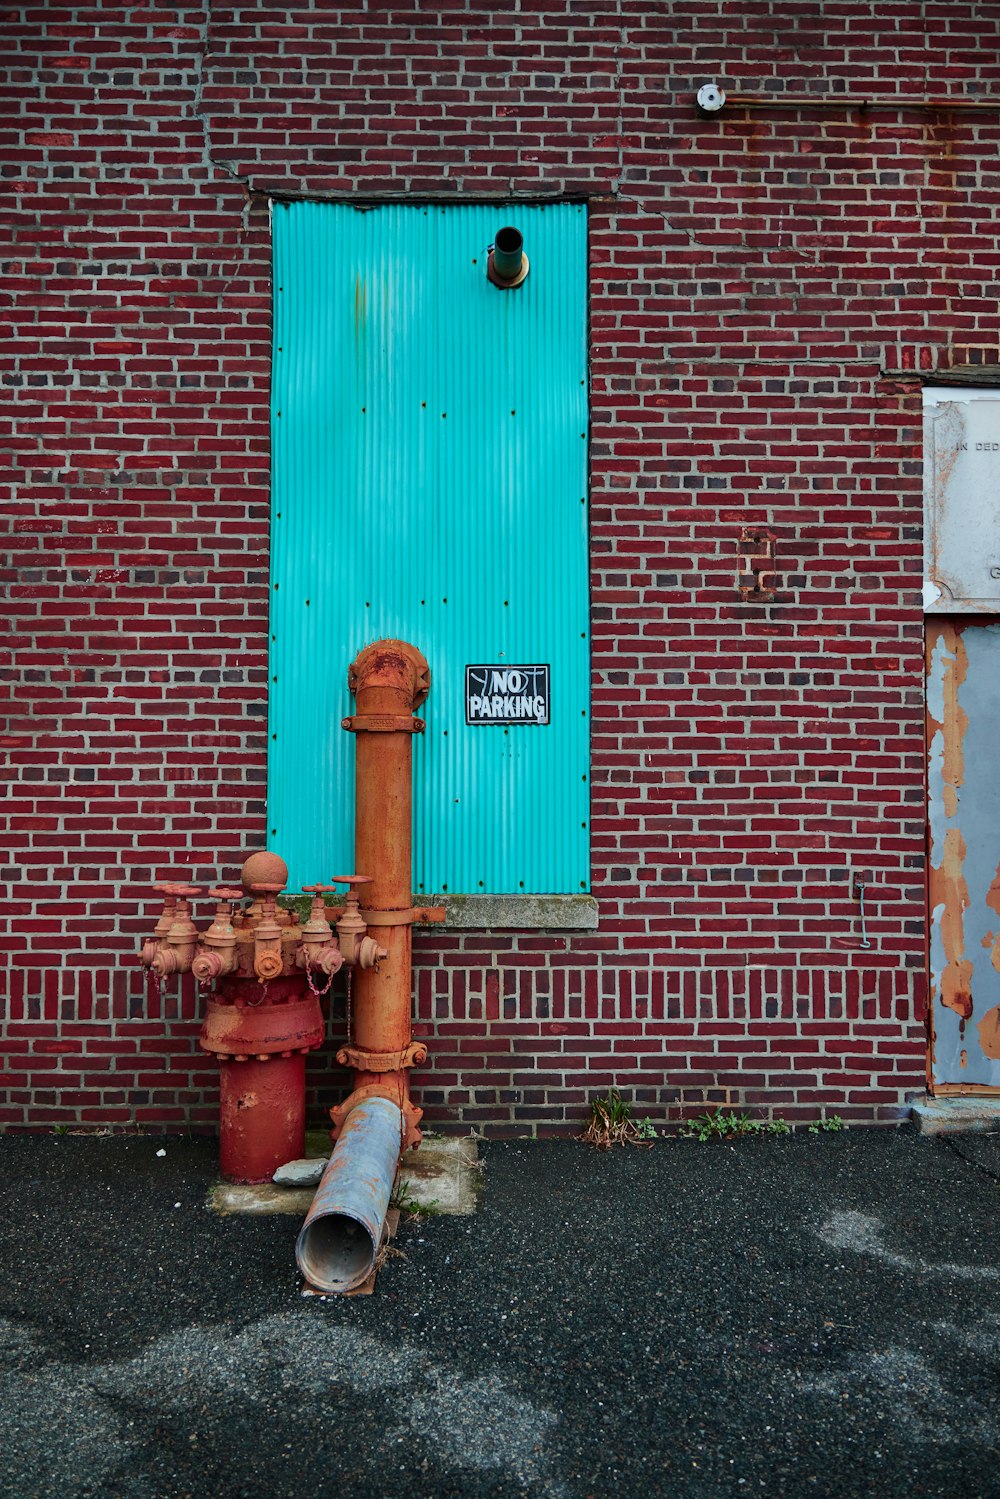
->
[241,850,288,896]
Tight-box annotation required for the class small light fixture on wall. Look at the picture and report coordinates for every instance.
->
[696,82,726,112]
[487,225,530,289]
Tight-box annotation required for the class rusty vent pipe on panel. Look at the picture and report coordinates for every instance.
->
[296,639,431,1293]
[488,225,529,289]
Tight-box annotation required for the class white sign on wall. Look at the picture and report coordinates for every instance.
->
[924,386,1000,613]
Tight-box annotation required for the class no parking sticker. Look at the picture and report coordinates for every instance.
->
[465,664,550,725]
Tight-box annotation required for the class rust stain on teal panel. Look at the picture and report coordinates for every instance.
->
[269,201,589,894]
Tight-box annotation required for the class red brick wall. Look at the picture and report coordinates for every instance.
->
[5,1,999,1133]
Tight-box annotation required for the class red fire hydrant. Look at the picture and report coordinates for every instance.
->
[198,853,323,1183]
[138,849,387,1183]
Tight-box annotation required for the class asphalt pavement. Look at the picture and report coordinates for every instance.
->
[1,1126,999,1499]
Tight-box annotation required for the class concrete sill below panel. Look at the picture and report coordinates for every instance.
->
[910,1095,1000,1135]
[417,893,599,930]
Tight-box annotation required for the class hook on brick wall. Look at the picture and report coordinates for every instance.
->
[737,528,776,601]
[853,874,873,950]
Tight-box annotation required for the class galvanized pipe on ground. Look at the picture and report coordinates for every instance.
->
[295,1095,404,1293]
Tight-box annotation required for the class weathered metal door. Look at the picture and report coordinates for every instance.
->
[926,619,1000,1089]
[269,201,589,895]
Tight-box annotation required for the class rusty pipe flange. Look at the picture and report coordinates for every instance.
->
[347,639,430,710]
[336,1041,428,1071]
[340,714,425,734]
[199,994,324,1057]
[329,1084,423,1151]
[358,906,445,926]
[487,248,530,288]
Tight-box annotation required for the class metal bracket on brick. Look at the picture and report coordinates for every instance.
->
[737,528,776,601]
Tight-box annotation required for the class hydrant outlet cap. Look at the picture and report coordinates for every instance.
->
[241,850,288,895]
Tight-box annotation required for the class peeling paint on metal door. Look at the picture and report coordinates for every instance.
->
[926,618,1000,1089]
[269,201,589,894]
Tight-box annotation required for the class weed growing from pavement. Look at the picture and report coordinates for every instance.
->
[680,1108,843,1141]
[580,1089,655,1150]
[580,1096,846,1148]
[372,1240,408,1275]
[389,1176,440,1218]
[680,1109,779,1142]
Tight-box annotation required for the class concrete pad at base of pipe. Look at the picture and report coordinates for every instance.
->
[295,1096,403,1294]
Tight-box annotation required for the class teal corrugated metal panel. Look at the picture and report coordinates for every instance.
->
[269,201,589,894]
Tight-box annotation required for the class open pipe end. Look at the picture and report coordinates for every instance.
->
[296,1211,378,1294]
[488,224,529,288]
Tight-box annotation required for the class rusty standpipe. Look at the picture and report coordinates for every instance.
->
[296,640,433,1294]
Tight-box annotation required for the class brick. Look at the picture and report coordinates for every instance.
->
[3,0,984,1134]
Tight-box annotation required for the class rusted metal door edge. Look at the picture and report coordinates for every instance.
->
[933,1082,1000,1097]
[924,616,1000,1095]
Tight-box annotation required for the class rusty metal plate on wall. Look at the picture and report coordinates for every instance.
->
[926,619,1000,1088]
[924,386,1000,612]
